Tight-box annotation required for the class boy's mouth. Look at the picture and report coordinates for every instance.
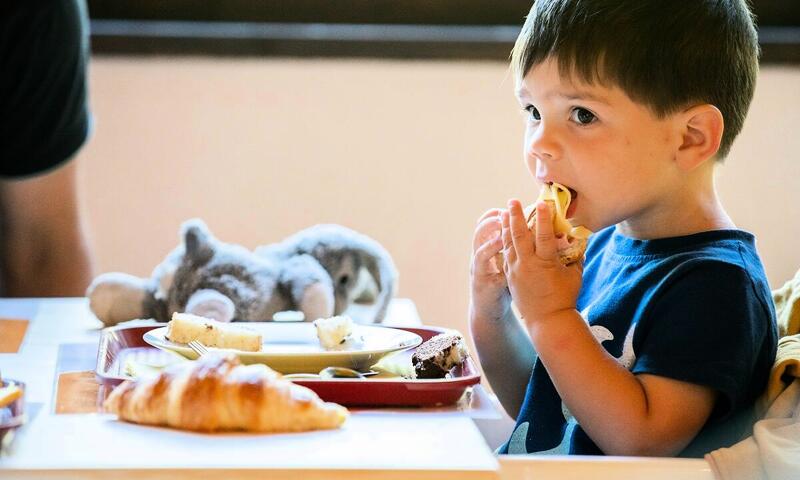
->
[566,187,578,219]
[541,181,579,219]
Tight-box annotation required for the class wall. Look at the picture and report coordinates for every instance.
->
[80,57,800,333]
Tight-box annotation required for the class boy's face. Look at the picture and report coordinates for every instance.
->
[516,58,682,233]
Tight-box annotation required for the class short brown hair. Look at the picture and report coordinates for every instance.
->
[511,0,759,159]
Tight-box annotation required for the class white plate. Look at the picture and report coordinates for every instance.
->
[142,322,422,374]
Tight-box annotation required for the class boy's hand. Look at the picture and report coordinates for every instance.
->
[502,200,582,322]
[469,208,511,321]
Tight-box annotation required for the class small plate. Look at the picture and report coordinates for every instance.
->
[0,379,25,453]
[142,322,422,374]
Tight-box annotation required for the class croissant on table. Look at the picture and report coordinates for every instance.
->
[104,354,348,432]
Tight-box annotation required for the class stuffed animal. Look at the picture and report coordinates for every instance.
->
[87,219,398,327]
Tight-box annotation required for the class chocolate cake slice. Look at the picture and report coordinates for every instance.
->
[411,333,468,379]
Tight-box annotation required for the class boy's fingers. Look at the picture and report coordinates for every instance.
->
[501,210,516,263]
[508,200,535,257]
[534,201,558,261]
[477,208,503,224]
[473,215,502,250]
[474,233,504,271]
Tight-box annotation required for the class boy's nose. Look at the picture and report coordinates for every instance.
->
[526,121,561,162]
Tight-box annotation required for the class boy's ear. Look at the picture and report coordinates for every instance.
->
[675,104,724,171]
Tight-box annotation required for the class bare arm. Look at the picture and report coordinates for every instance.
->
[503,200,716,456]
[0,159,94,297]
[468,206,538,419]
[470,303,537,419]
[529,311,716,456]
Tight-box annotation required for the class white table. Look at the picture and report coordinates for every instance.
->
[0,298,500,479]
[0,298,715,480]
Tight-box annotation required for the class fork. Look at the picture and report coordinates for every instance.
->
[188,340,209,357]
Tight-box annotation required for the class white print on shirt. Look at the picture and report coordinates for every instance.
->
[509,419,578,455]
[581,303,637,370]
[507,305,637,454]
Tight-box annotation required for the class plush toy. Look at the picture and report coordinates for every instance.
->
[87,219,398,327]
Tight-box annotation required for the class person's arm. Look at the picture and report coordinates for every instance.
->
[468,206,539,419]
[470,303,537,419]
[528,310,716,456]
[0,159,94,296]
[503,200,716,456]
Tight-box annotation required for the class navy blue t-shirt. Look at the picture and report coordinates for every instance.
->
[498,226,778,457]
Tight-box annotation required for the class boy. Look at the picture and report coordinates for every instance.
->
[470,0,778,457]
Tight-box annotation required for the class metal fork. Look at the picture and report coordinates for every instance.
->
[188,340,209,357]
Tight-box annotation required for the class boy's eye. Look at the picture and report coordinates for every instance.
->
[524,105,541,121]
[570,107,596,125]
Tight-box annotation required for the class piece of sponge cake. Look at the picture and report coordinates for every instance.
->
[411,333,468,379]
[166,312,262,352]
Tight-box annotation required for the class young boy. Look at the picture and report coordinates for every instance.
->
[470,0,778,457]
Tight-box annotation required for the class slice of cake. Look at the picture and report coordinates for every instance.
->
[411,333,469,379]
[166,312,262,352]
[313,315,363,350]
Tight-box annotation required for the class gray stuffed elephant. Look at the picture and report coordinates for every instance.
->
[87,219,398,326]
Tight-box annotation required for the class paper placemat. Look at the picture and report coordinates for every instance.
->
[54,371,102,414]
[0,318,29,353]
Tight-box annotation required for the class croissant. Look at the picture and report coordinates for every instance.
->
[104,354,348,432]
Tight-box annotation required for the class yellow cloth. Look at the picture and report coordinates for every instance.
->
[705,373,800,480]
[705,275,800,480]
[754,271,800,416]
[757,335,800,418]
[772,269,800,338]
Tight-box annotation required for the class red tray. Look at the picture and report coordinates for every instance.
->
[95,323,481,407]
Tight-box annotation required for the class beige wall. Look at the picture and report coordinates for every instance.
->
[80,57,800,333]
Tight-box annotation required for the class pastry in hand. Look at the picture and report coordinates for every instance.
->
[166,312,262,352]
[495,182,592,269]
[104,354,348,432]
[412,333,469,379]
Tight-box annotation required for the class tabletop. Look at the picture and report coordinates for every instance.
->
[0,297,502,479]
[0,297,715,480]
